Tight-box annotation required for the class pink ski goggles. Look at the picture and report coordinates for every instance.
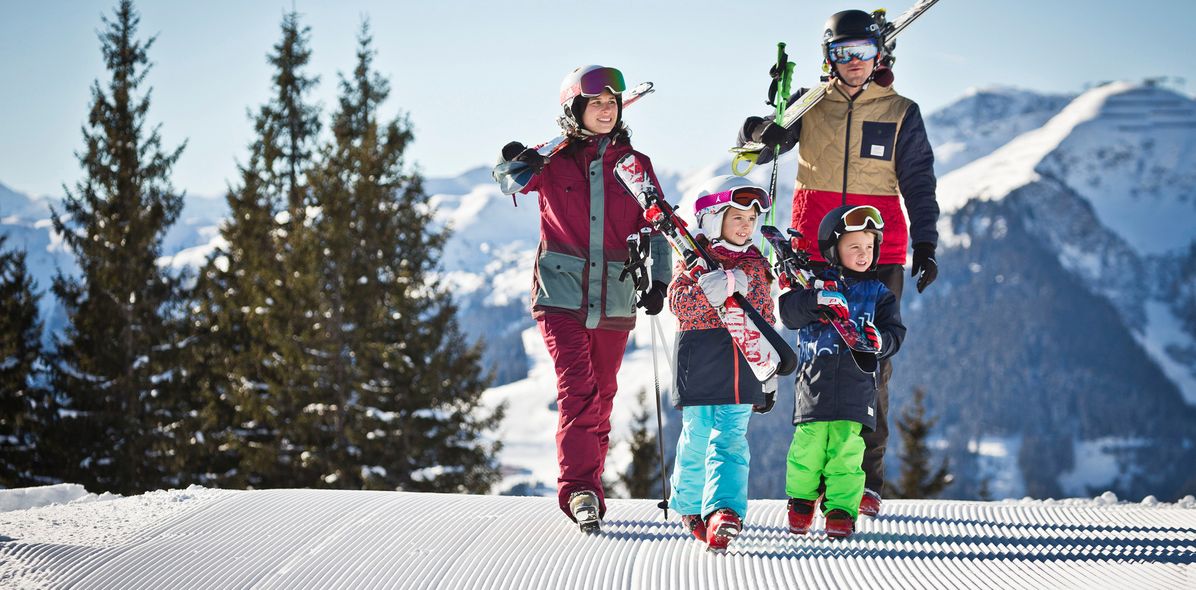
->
[694,186,773,217]
[560,67,626,103]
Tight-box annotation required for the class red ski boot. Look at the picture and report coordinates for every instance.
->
[824,509,855,539]
[787,498,817,534]
[680,514,706,542]
[859,488,882,517]
[705,509,741,553]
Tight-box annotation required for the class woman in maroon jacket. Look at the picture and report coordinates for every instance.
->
[494,65,671,533]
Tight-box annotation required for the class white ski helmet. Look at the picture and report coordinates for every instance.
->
[558,65,625,135]
[692,175,773,242]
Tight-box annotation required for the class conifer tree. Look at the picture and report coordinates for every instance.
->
[45,0,189,494]
[620,389,662,499]
[891,388,953,499]
[0,238,49,487]
[186,10,323,488]
[302,22,502,492]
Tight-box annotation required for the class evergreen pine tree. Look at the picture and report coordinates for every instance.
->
[186,10,323,488]
[302,22,502,492]
[0,237,50,487]
[45,0,189,494]
[620,389,662,499]
[890,387,953,499]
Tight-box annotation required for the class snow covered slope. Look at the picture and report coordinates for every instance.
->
[925,86,1073,176]
[1,487,1193,589]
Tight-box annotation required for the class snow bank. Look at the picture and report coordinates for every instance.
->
[0,483,119,512]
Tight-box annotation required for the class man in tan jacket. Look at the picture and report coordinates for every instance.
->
[738,9,940,517]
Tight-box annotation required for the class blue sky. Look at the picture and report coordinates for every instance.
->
[1,0,1192,199]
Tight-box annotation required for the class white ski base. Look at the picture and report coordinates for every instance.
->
[2,489,1193,589]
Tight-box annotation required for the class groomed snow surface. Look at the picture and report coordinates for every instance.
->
[2,485,1193,589]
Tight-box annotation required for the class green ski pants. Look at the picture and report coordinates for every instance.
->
[785,420,865,519]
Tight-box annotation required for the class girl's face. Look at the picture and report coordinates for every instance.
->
[720,208,758,247]
[837,230,875,272]
[581,90,619,134]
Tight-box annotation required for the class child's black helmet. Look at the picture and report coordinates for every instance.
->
[818,205,885,270]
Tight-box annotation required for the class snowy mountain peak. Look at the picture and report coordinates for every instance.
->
[938,81,1196,252]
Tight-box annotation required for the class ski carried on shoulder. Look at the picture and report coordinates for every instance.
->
[614,153,797,381]
[493,82,655,195]
[760,225,879,353]
[731,0,942,175]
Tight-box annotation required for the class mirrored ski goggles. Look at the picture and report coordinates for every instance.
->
[841,205,885,231]
[562,67,626,103]
[695,186,773,215]
[827,39,879,64]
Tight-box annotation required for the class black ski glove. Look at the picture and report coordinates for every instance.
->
[910,242,938,293]
[750,119,788,147]
[501,141,548,173]
[637,281,668,316]
[753,375,777,414]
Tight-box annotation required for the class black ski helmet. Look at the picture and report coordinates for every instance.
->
[818,205,885,270]
[822,10,882,68]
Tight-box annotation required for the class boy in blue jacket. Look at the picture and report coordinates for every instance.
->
[777,205,906,538]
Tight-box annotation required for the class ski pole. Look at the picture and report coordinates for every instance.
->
[764,42,793,263]
[650,313,669,520]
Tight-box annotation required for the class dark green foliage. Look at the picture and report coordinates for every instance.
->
[890,388,953,499]
[44,0,190,494]
[620,389,663,499]
[0,238,50,487]
[184,10,324,489]
[299,22,501,492]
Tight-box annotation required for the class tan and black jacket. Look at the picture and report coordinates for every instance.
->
[739,81,938,266]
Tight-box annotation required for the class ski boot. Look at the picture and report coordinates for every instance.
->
[859,488,882,517]
[680,514,706,542]
[824,509,855,539]
[705,508,741,553]
[787,498,817,535]
[568,490,601,534]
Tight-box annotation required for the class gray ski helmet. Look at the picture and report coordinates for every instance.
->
[822,10,882,64]
[818,205,884,269]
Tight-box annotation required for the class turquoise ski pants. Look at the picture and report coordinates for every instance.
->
[669,404,752,519]
[785,420,865,519]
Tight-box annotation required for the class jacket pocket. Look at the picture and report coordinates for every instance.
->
[536,250,586,310]
[605,260,637,318]
[859,121,896,161]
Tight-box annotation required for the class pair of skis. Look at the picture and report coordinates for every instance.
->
[730,0,942,175]
[493,82,655,195]
[614,153,797,382]
[760,225,879,353]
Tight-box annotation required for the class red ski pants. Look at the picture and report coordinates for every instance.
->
[538,314,630,519]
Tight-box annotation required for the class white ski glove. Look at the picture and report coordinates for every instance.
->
[697,269,748,306]
[813,289,850,323]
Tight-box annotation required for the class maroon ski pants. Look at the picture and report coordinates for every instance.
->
[538,314,630,519]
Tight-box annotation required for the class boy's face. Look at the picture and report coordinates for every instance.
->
[837,230,875,272]
[720,208,758,246]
